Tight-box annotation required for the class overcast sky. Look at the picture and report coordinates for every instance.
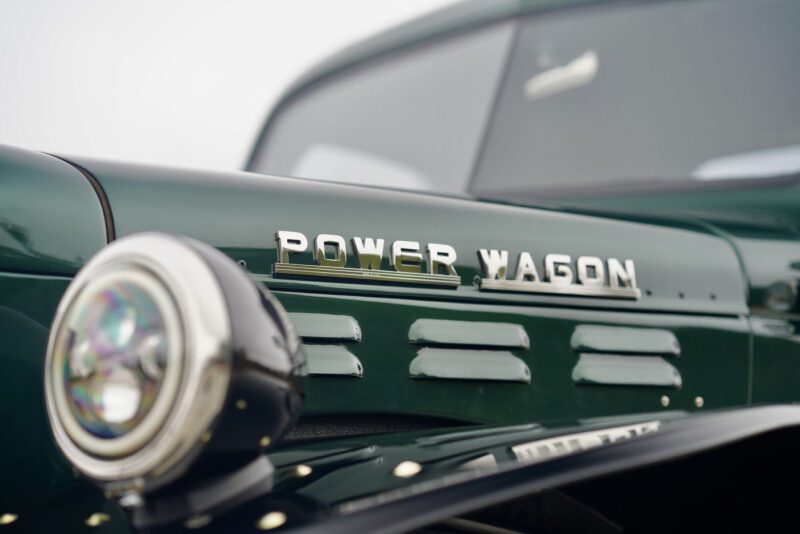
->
[0,1,456,171]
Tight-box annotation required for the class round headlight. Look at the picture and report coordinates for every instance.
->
[53,268,182,456]
[45,233,305,494]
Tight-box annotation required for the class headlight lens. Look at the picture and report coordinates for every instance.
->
[65,275,172,438]
[51,267,183,458]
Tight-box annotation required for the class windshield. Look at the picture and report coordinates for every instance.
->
[251,0,800,197]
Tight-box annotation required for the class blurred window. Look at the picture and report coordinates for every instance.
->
[249,22,514,193]
[473,0,800,197]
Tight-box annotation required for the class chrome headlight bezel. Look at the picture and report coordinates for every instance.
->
[45,234,233,488]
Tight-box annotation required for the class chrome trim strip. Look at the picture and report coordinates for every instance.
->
[479,278,641,299]
[511,421,660,463]
[274,263,460,288]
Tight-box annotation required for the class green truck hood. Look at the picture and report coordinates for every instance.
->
[549,178,800,317]
[72,157,746,317]
[52,158,756,428]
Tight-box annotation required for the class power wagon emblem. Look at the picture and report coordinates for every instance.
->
[272,230,640,299]
[273,231,460,287]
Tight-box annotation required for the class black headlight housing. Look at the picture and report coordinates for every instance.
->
[44,233,306,497]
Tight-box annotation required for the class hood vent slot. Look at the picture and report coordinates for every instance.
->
[570,325,680,356]
[409,319,530,349]
[290,313,363,378]
[290,313,361,341]
[408,320,531,383]
[410,348,530,383]
[303,345,363,378]
[570,325,681,388]
[572,354,682,388]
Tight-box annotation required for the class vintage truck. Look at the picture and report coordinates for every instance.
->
[1,0,799,531]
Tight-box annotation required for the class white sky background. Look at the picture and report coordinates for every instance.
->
[0,0,457,171]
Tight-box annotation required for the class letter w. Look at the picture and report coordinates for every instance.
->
[479,249,509,280]
[352,237,385,270]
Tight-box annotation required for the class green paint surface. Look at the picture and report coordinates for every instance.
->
[0,146,107,275]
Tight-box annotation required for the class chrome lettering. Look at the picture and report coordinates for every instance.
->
[514,252,541,282]
[545,254,573,286]
[608,258,637,289]
[426,243,457,276]
[390,241,423,273]
[314,234,347,267]
[276,230,307,263]
[352,237,384,270]
[577,256,604,286]
[478,249,509,280]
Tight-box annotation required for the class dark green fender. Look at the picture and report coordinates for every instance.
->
[0,146,116,527]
